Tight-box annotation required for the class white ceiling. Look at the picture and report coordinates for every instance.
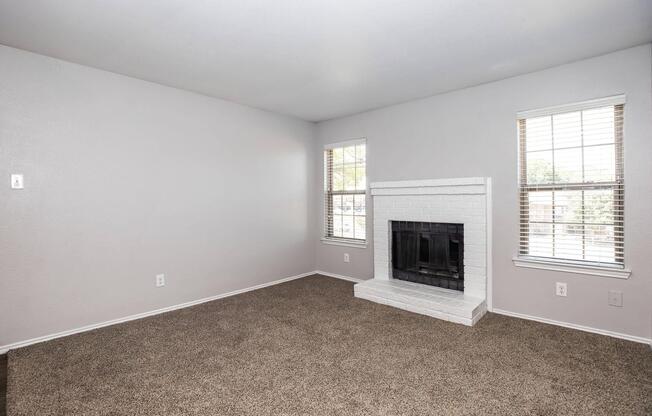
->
[1,1,651,121]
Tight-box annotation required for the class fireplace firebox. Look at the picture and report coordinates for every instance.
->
[391,221,464,291]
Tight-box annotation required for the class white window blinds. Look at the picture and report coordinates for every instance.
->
[324,140,366,241]
[518,96,624,267]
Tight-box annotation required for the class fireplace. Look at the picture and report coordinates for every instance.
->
[391,221,464,291]
[354,177,489,326]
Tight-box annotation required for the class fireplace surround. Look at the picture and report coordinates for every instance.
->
[354,177,491,326]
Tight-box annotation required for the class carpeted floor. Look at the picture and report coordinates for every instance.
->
[6,275,652,415]
[1,354,6,416]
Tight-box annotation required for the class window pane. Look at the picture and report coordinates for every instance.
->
[354,194,366,216]
[526,150,553,184]
[554,148,582,183]
[585,224,615,263]
[332,165,344,191]
[354,216,366,240]
[553,111,582,149]
[355,164,366,190]
[584,189,614,224]
[332,195,343,215]
[583,107,615,146]
[332,215,343,237]
[342,216,354,238]
[584,144,615,183]
[343,164,356,191]
[342,195,354,215]
[553,190,582,224]
[526,191,552,222]
[554,226,584,260]
[343,146,356,164]
[525,116,552,151]
[552,191,584,260]
[356,144,366,163]
[527,223,553,257]
[332,147,344,165]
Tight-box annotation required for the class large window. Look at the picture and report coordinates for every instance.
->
[324,140,366,242]
[518,97,624,267]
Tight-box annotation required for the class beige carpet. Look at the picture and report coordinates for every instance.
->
[7,275,652,415]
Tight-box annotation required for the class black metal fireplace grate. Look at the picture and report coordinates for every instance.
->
[391,221,464,291]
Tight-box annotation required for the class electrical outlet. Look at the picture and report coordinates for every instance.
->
[155,274,165,287]
[343,253,350,263]
[555,282,567,297]
[608,290,623,307]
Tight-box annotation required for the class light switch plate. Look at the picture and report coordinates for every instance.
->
[156,274,165,287]
[11,174,24,189]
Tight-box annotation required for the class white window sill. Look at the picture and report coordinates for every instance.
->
[513,257,631,279]
[321,238,367,249]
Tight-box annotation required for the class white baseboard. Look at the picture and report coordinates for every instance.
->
[7,272,644,354]
[492,308,652,346]
[315,270,365,283]
[0,271,316,355]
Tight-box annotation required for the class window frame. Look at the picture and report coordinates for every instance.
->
[322,139,367,246]
[513,95,631,279]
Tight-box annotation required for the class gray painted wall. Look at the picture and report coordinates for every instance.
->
[0,45,316,347]
[315,44,652,340]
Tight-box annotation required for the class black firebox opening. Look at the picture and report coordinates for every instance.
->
[391,221,464,291]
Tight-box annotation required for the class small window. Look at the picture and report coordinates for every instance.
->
[518,97,624,267]
[324,140,366,242]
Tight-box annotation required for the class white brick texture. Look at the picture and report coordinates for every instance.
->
[371,178,488,301]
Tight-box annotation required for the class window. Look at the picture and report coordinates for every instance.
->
[517,96,624,269]
[324,140,366,242]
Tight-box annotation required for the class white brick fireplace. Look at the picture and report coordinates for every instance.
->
[354,177,492,326]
